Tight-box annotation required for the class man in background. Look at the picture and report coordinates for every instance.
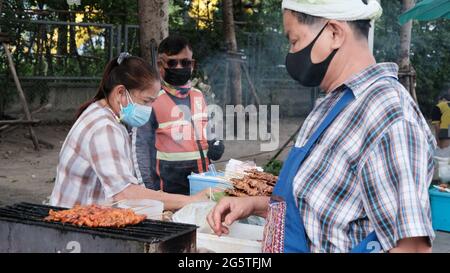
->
[133,35,224,194]
[431,84,450,149]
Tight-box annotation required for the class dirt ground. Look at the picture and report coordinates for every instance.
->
[0,118,302,206]
[0,125,70,206]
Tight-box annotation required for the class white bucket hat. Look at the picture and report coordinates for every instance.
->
[282,0,383,21]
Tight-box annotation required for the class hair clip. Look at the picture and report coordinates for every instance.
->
[117,52,131,65]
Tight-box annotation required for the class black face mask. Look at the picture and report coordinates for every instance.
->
[163,67,192,86]
[285,22,339,87]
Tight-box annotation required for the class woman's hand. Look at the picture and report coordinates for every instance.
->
[206,196,269,236]
[114,184,210,211]
[191,188,213,202]
[185,187,222,204]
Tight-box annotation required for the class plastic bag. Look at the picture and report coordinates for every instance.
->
[172,201,266,229]
[172,201,216,230]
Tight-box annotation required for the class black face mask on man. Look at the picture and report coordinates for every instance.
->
[285,22,339,87]
[163,67,192,86]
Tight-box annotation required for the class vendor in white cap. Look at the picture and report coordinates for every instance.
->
[208,0,436,253]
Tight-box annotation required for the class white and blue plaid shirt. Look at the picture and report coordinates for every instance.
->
[293,63,436,252]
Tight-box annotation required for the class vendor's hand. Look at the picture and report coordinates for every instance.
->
[206,196,257,236]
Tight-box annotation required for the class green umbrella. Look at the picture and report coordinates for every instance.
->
[399,0,450,25]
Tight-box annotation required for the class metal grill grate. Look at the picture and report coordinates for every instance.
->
[0,202,197,244]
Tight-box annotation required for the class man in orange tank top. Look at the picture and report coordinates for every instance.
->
[134,35,224,195]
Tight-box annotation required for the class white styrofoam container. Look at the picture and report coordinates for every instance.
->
[197,222,263,253]
[435,156,450,182]
[171,202,265,253]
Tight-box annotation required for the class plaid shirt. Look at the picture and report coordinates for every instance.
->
[50,102,141,208]
[293,63,436,252]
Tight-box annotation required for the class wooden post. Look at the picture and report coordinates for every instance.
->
[368,0,380,53]
[3,43,40,150]
[399,0,414,70]
[0,120,40,125]
[241,63,261,107]
[223,0,242,106]
[398,0,418,103]
[223,60,229,108]
[138,0,169,63]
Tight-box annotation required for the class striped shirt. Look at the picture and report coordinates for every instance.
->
[50,102,142,208]
[292,63,436,252]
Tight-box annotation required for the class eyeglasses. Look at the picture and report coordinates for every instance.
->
[164,58,195,68]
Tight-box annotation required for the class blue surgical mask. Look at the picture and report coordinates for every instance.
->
[119,90,152,128]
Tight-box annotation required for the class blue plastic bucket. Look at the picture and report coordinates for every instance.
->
[188,171,233,195]
[429,188,450,232]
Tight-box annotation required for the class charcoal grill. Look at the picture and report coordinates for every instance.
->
[0,202,197,253]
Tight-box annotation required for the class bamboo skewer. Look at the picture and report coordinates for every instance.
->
[109,200,161,213]
[109,199,127,207]
[142,213,163,219]
[133,204,160,212]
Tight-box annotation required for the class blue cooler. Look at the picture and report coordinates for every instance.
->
[188,171,233,195]
[429,188,450,232]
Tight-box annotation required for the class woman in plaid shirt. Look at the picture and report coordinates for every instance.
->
[50,54,208,210]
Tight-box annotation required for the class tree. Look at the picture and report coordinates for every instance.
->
[223,0,242,106]
[398,0,417,103]
[138,0,169,63]
[375,0,450,117]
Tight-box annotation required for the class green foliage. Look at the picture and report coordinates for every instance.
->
[264,159,283,176]
[1,0,449,119]
[169,0,224,65]
[410,20,450,115]
[374,0,450,117]
[169,0,184,27]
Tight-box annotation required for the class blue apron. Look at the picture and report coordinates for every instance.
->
[262,88,382,253]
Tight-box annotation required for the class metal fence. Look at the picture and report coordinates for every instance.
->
[1,19,119,76]
[199,31,320,116]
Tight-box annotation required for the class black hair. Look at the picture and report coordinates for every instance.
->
[439,93,450,101]
[289,0,372,39]
[443,82,450,93]
[75,55,159,119]
[158,35,193,56]
[439,83,450,101]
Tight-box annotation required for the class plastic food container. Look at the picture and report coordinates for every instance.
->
[118,199,164,220]
[197,222,264,253]
[188,171,233,195]
[429,187,450,232]
[171,202,264,252]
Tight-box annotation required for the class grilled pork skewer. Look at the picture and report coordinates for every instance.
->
[45,205,146,228]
